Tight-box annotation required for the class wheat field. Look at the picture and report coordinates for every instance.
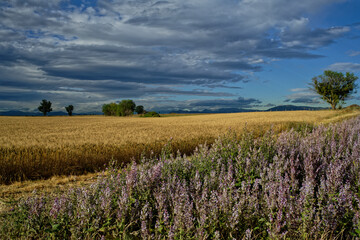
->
[0,110,356,184]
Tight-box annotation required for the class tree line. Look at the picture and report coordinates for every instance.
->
[102,99,145,116]
[37,99,153,117]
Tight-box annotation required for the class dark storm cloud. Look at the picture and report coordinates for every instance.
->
[0,0,352,112]
[0,90,42,101]
[0,44,48,66]
[254,48,324,59]
[0,0,65,29]
[202,84,243,89]
[0,73,234,114]
[210,61,262,71]
[190,97,262,108]
[41,64,241,85]
[284,98,321,104]
[0,45,23,65]
[0,28,24,42]
[284,89,321,104]
[141,96,264,113]
[146,87,235,97]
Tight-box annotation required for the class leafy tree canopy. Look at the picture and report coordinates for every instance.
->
[311,70,358,109]
[102,100,137,116]
[118,99,136,116]
[65,105,74,116]
[102,103,117,116]
[38,99,52,116]
[135,105,145,114]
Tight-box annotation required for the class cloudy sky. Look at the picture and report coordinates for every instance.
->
[1,0,360,113]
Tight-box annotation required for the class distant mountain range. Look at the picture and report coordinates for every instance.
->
[266,105,326,111]
[0,111,101,116]
[0,105,328,116]
[169,107,259,114]
[169,105,326,114]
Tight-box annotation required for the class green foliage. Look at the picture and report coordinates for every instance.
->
[65,105,74,116]
[118,99,136,116]
[102,103,118,116]
[142,111,160,117]
[38,99,52,116]
[102,100,136,116]
[311,70,358,109]
[135,105,145,114]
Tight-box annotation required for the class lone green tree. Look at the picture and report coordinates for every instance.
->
[135,105,145,114]
[65,105,74,116]
[311,70,358,110]
[38,99,53,116]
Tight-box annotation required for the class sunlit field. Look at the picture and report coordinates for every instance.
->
[0,110,358,184]
[1,113,360,239]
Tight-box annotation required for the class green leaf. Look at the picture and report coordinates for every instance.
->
[51,223,60,231]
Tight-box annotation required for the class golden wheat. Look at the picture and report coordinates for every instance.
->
[0,110,355,184]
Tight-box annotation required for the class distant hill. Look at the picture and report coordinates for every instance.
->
[0,110,34,116]
[169,107,259,114]
[0,111,101,116]
[343,104,360,111]
[266,105,326,111]
[0,105,330,116]
[168,105,326,114]
[0,111,69,116]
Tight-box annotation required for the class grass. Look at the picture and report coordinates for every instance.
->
[1,115,360,239]
[0,173,100,216]
[0,109,359,184]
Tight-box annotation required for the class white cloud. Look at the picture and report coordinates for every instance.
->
[290,88,308,92]
[0,0,354,112]
[327,62,360,72]
[348,51,360,57]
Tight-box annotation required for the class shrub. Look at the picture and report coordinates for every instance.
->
[142,111,160,117]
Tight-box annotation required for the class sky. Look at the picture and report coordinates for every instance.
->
[1,0,360,114]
